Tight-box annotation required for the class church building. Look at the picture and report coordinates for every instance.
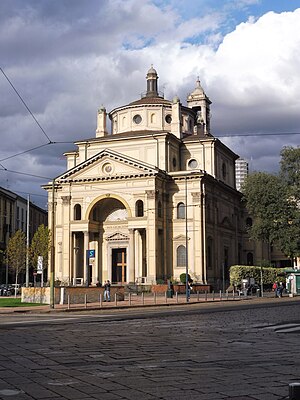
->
[44,66,255,288]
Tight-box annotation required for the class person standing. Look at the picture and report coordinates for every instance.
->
[104,280,111,302]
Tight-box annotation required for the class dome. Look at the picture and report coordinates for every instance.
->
[147,64,157,75]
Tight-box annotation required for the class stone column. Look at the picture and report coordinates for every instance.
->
[192,191,202,282]
[129,229,135,282]
[146,190,157,283]
[61,195,71,282]
[83,231,89,285]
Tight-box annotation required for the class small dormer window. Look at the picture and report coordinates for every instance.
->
[133,114,142,124]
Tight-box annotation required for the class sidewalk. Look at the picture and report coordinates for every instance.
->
[0,291,298,314]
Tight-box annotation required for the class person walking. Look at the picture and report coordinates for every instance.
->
[104,280,111,302]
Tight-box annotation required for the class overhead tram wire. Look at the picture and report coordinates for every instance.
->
[0,67,52,144]
[0,143,52,162]
[215,132,300,138]
[0,168,51,181]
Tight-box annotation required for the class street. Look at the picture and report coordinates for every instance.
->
[0,299,300,399]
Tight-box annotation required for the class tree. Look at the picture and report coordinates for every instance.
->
[29,224,50,281]
[6,230,26,294]
[280,146,300,202]
[242,172,290,244]
[242,147,300,262]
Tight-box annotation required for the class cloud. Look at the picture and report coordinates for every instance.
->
[1,1,300,208]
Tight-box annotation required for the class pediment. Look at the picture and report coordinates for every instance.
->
[106,232,129,242]
[220,217,233,229]
[57,149,157,183]
[173,234,189,241]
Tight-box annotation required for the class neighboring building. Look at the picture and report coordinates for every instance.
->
[43,67,289,288]
[235,157,249,191]
[0,187,48,283]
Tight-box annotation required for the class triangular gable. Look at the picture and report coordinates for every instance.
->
[220,216,233,229]
[106,232,129,241]
[57,149,158,182]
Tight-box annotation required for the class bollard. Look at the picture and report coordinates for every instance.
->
[289,383,300,399]
[233,290,235,300]
[219,290,222,301]
[205,290,207,302]
[176,291,178,303]
[142,292,144,305]
[129,292,131,306]
[115,293,117,306]
[67,295,70,310]
[99,293,102,308]
[84,293,87,309]
[197,290,199,302]
[212,290,215,301]
[154,292,156,304]
[165,291,167,304]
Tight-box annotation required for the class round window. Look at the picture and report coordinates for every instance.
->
[133,114,142,124]
[165,114,172,124]
[188,159,198,169]
[102,163,113,174]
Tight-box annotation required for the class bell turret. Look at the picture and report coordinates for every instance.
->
[187,78,211,135]
[145,65,159,97]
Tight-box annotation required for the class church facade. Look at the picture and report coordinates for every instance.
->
[44,67,264,288]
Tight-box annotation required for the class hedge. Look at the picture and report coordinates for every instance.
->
[229,265,286,286]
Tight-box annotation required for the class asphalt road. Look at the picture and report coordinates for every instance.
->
[0,299,300,400]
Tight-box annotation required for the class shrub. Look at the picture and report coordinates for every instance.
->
[229,265,286,286]
[180,273,192,283]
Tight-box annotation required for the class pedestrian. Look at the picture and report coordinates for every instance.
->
[278,282,284,298]
[187,281,191,300]
[104,280,111,302]
[272,281,278,297]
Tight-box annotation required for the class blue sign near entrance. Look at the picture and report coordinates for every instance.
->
[87,249,95,258]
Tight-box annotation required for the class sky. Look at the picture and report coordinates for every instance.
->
[1,0,300,209]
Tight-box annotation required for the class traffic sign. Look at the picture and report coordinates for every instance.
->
[37,256,43,270]
[87,249,95,258]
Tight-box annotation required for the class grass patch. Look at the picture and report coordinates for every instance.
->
[0,298,45,307]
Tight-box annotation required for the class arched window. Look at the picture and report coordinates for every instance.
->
[158,201,162,218]
[74,204,81,220]
[150,113,156,124]
[135,200,144,217]
[177,245,186,267]
[247,252,253,266]
[177,202,185,219]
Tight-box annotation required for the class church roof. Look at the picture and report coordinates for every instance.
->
[129,96,171,106]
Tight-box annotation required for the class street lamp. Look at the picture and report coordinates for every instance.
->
[185,176,189,302]
[50,178,56,309]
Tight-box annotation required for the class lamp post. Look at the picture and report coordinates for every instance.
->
[185,176,189,302]
[50,179,55,309]
[25,194,30,287]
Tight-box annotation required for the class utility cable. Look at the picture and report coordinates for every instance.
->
[0,167,51,180]
[0,143,52,162]
[0,67,52,143]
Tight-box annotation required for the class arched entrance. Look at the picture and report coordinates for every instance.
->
[89,197,129,284]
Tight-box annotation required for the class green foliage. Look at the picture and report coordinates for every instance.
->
[0,298,44,307]
[230,265,286,286]
[280,146,300,202]
[242,146,300,259]
[180,273,192,283]
[6,230,26,285]
[29,225,50,271]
